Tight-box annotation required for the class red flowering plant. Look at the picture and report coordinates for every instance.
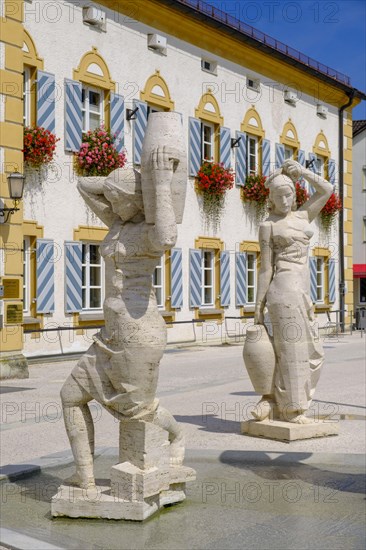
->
[320,192,342,232]
[23,126,59,168]
[295,182,309,208]
[196,160,235,229]
[74,125,126,177]
[241,174,269,219]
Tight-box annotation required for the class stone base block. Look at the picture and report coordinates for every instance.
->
[241,419,339,442]
[51,464,196,521]
[51,484,160,521]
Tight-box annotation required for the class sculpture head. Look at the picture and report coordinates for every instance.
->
[104,167,144,221]
[266,173,297,215]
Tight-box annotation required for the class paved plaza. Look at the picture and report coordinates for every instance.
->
[0,335,365,549]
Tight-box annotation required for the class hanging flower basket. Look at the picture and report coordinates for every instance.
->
[23,126,59,168]
[241,174,269,220]
[320,192,342,233]
[74,125,126,177]
[195,160,234,230]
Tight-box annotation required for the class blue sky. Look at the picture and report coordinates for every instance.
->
[204,0,366,119]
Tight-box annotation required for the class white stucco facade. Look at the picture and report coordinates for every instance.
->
[19,0,344,357]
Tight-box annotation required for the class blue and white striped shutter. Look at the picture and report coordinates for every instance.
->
[298,150,306,188]
[189,249,202,308]
[189,117,202,176]
[171,248,183,309]
[261,139,271,176]
[328,159,336,185]
[220,251,230,307]
[36,239,55,314]
[37,70,55,133]
[309,256,317,303]
[220,127,231,169]
[64,79,82,152]
[235,131,247,186]
[298,150,305,167]
[328,258,336,303]
[235,252,247,306]
[110,92,125,152]
[132,99,148,165]
[308,152,317,194]
[275,143,285,169]
[65,242,82,313]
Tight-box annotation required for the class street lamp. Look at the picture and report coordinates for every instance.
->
[0,172,25,223]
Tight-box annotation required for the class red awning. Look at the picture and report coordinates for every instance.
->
[353,264,366,278]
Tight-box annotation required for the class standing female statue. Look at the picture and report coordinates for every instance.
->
[60,147,184,489]
[246,159,333,424]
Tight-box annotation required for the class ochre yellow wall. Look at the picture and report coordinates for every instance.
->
[0,0,25,353]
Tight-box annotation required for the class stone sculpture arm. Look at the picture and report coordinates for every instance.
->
[148,146,178,251]
[254,222,273,324]
[282,160,333,223]
[77,177,118,228]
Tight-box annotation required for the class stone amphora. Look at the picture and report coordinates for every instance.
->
[243,324,276,395]
[141,112,187,224]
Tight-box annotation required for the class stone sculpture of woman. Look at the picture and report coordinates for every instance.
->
[244,159,333,425]
[60,147,184,489]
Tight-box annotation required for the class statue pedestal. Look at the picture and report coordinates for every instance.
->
[241,419,339,442]
[51,420,195,521]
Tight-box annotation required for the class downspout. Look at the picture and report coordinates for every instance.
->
[338,89,356,332]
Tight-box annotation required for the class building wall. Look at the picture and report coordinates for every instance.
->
[352,128,366,307]
[1,0,356,359]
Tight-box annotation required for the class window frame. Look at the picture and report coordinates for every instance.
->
[201,121,215,162]
[152,256,165,309]
[246,252,257,304]
[284,146,294,161]
[81,242,104,311]
[316,257,325,303]
[23,67,31,127]
[23,237,31,314]
[81,84,104,132]
[315,155,325,178]
[202,249,215,307]
[247,135,258,175]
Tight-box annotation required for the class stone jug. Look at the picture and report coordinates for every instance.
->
[141,112,187,224]
[243,324,276,395]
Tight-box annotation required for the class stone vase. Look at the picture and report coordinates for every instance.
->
[141,112,187,224]
[243,324,276,395]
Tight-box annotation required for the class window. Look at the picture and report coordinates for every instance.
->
[153,256,165,309]
[247,253,257,304]
[23,237,31,313]
[284,146,294,161]
[147,105,163,118]
[316,257,324,302]
[82,243,104,310]
[82,86,103,132]
[363,217,366,242]
[248,135,258,175]
[202,122,215,161]
[360,279,366,303]
[23,67,31,126]
[315,156,325,178]
[202,250,215,306]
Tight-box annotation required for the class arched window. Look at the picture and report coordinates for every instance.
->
[280,120,300,161]
[241,107,265,176]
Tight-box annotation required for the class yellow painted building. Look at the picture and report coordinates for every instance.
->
[0,0,365,376]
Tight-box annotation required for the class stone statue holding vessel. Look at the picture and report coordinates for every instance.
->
[242,159,339,441]
[52,112,195,520]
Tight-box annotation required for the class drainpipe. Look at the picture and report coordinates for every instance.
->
[338,89,355,332]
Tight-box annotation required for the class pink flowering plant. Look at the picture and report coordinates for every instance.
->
[241,174,269,219]
[74,125,126,177]
[23,126,59,168]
